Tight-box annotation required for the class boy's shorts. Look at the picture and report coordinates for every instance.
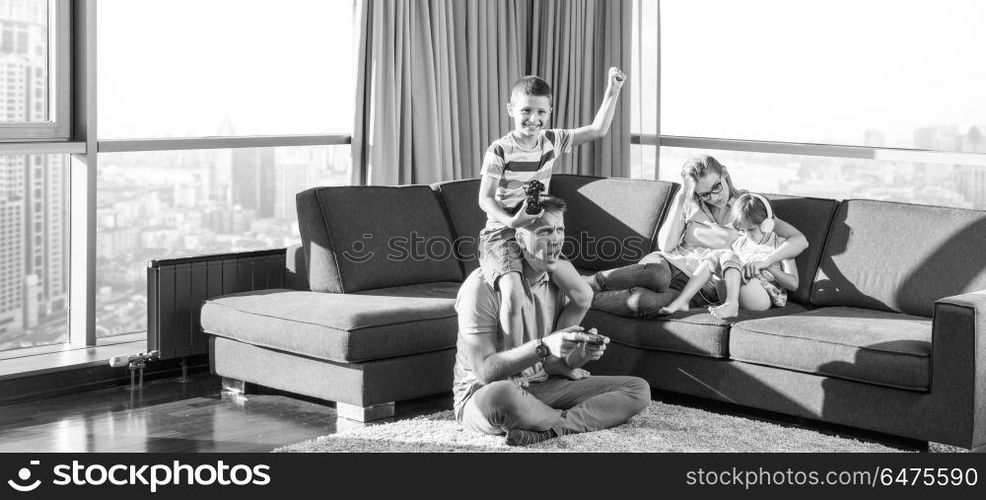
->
[478,226,523,287]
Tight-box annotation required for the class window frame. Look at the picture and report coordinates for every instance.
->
[0,0,72,141]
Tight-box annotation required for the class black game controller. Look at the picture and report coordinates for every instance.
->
[523,180,545,215]
[582,333,607,345]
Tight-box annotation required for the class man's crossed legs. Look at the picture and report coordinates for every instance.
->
[460,375,650,446]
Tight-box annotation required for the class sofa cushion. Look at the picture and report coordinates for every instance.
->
[729,306,932,391]
[584,304,810,359]
[431,179,484,275]
[550,175,676,271]
[200,282,460,363]
[296,185,463,293]
[811,199,986,317]
[765,194,838,305]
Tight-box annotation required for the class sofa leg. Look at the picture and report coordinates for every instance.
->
[336,401,395,422]
[221,377,251,394]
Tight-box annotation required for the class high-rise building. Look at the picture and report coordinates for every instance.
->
[0,0,68,339]
[914,125,961,152]
[954,165,986,210]
[232,148,275,218]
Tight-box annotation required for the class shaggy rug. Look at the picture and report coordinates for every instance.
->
[275,400,939,453]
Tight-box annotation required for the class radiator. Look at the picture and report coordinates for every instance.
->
[147,249,286,360]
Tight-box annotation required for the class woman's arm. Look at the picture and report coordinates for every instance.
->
[743,218,808,279]
[768,217,809,263]
[656,189,688,252]
[766,259,799,292]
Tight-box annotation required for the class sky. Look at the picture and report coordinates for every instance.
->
[661,0,986,146]
[93,0,985,148]
[97,0,355,139]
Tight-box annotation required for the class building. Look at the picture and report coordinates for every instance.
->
[0,0,68,338]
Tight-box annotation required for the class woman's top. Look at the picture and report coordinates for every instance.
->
[661,197,739,275]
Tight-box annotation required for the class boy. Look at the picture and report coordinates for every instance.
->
[477,67,626,361]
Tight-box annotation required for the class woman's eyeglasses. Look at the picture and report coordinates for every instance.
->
[695,181,723,201]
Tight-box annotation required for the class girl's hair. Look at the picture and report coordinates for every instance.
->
[730,193,770,229]
[680,154,739,209]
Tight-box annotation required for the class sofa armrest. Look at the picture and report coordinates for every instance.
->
[930,290,986,448]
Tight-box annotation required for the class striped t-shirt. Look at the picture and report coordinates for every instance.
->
[480,129,575,229]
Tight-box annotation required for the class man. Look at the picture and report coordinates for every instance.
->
[453,195,650,446]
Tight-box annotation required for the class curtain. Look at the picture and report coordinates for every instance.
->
[352,0,632,185]
[530,0,632,177]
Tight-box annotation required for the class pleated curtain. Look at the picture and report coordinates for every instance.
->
[352,0,632,185]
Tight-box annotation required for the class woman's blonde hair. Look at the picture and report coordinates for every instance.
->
[680,154,739,212]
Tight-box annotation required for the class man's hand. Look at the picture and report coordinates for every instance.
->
[542,325,591,358]
[561,328,609,368]
[606,67,626,95]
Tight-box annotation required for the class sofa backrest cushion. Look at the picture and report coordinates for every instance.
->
[550,175,676,271]
[811,199,986,317]
[296,185,463,293]
[283,244,310,291]
[431,179,484,275]
[765,194,839,304]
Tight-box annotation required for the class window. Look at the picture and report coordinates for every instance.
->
[629,0,659,179]
[0,153,69,350]
[97,0,356,139]
[96,146,351,339]
[0,0,70,140]
[661,146,984,210]
[660,0,986,152]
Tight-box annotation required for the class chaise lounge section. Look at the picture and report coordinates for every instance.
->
[199,174,986,449]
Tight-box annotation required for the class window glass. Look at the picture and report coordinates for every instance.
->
[98,0,356,138]
[96,145,351,338]
[0,153,69,351]
[661,146,983,210]
[661,0,986,152]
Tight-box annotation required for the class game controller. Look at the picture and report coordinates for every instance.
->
[581,328,607,345]
[523,180,545,215]
[582,333,607,345]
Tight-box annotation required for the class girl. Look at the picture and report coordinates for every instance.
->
[587,155,809,319]
[656,193,799,319]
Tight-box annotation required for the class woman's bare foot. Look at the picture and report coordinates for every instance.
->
[709,302,739,321]
[656,301,690,315]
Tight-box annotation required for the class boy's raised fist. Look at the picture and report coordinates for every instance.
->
[608,67,627,91]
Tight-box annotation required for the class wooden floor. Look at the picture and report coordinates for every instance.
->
[0,370,452,452]
[0,370,977,453]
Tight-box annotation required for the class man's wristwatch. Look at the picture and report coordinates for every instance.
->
[534,338,549,360]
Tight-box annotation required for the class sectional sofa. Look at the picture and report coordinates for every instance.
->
[199,174,986,449]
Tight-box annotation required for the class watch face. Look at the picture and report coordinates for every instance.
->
[535,341,549,359]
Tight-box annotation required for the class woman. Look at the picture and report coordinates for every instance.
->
[586,154,809,318]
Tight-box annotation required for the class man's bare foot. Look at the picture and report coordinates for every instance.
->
[709,302,739,321]
[656,302,689,315]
